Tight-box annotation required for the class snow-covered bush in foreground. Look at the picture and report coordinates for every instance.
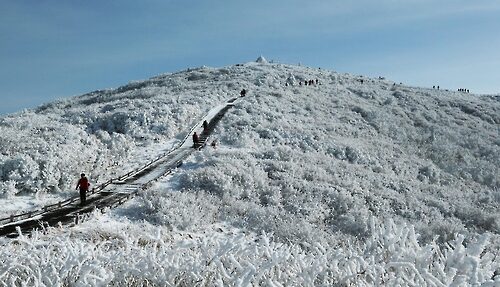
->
[0,214,497,286]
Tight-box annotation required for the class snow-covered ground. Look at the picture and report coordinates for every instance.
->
[0,59,498,285]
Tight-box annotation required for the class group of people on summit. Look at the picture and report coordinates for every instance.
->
[284,79,320,87]
[434,85,471,93]
[300,79,319,86]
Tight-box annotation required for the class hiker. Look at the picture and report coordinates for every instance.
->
[240,89,246,97]
[211,140,217,149]
[76,173,90,206]
[192,132,199,147]
[202,120,208,132]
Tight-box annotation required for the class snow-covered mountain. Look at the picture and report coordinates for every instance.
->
[0,60,498,285]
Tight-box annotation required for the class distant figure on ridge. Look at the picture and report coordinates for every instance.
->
[192,132,199,147]
[240,89,246,97]
[76,173,90,206]
[202,120,208,132]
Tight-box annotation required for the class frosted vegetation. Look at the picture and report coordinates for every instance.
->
[0,69,227,199]
[0,61,498,285]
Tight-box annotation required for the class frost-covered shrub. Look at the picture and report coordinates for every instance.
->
[0,180,17,198]
[0,215,497,286]
[417,164,440,183]
[176,152,268,201]
[187,72,209,81]
[427,132,499,188]
[140,188,220,230]
[417,218,465,244]
[455,207,500,233]
[352,106,377,124]
[0,155,40,192]
[392,90,406,100]
[348,87,377,100]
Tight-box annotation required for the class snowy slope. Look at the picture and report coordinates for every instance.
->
[0,60,499,285]
[0,66,237,205]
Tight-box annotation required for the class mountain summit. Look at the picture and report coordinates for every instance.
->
[0,62,498,285]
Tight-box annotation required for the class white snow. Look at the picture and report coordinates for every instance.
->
[0,61,498,285]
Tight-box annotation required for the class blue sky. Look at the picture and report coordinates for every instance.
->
[1,0,499,115]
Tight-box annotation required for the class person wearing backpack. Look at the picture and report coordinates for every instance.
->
[76,173,90,206]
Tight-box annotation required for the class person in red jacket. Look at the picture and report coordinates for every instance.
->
[76,173,90,206]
